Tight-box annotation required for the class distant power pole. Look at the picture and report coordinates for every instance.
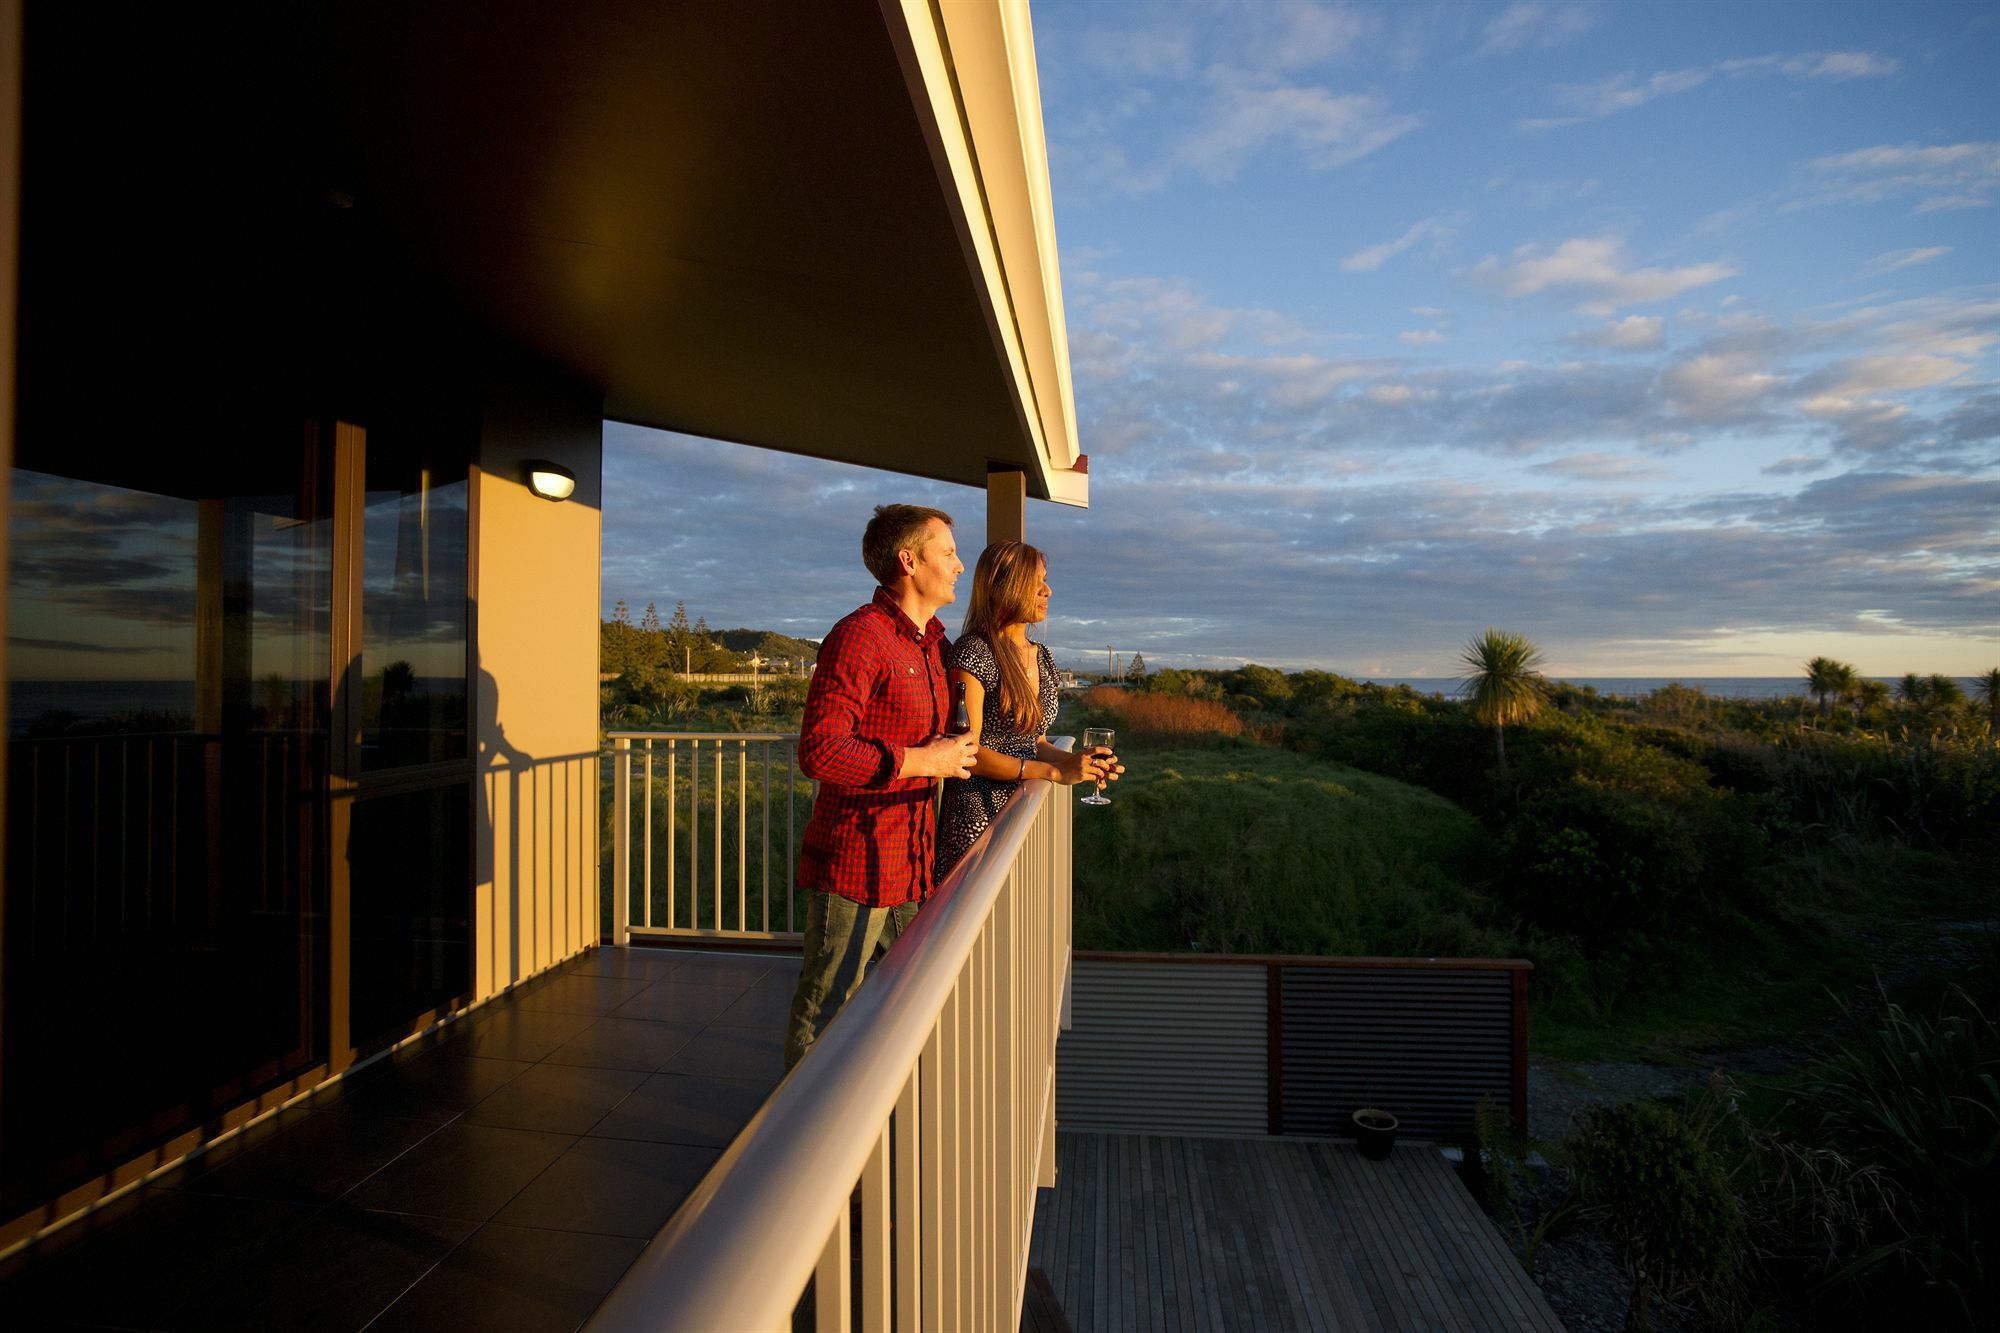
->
[1107,645,1116,680]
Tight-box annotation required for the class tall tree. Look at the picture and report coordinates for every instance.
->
[1127,652,1148,680]
[612,599,631,626]
[1457,628,1548,774]
[641,602,662,633]
[667,601,694,673]
[1926,673,1964,706]
[1896,672,1926,706]
[1975,667,2000,729]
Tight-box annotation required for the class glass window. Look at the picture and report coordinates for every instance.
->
[358,434,469,771]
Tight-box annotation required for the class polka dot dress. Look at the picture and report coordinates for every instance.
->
[935,636,1060,882]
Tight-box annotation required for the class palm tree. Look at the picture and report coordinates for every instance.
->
[1896,672,1926,706]
[1976,668,2000,729]
[1926,673,1965,706]
[1458,628,1548,774]
[1804,656,1845,716]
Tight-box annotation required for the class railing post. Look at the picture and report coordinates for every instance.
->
[612,737,631,946]
[641,740,653,929]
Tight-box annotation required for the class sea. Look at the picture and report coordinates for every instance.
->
[1359,677,1969,701]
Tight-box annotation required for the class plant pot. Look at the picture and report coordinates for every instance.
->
[1352,1108,1398,1160]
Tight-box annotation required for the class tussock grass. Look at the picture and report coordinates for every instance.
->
[1080,687,1245,740]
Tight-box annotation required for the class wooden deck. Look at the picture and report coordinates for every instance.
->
[1027,1131,1565,1332]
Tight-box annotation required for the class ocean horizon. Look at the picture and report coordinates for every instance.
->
[1366,677,1826,701]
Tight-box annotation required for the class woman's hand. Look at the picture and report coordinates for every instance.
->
[1053,745,1124,787]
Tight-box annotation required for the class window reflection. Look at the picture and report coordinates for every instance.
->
[359,445,469,770]
[3,452,332,1218]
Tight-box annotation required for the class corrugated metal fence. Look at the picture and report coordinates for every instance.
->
[1057,953,1529,1143]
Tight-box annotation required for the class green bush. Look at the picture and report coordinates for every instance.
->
[1796,987,2000,1328]
[1499,783,1704,944]
[1567,1101,1743,1329]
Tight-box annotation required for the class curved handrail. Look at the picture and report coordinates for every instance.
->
[587,740,1071,1331]
[604,730,799,743]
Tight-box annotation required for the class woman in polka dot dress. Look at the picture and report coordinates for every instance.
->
[934,541,1122,883]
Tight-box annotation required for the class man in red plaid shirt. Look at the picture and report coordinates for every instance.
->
[784,505,979,1069]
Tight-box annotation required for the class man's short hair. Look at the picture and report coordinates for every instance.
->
[862,504,954,586]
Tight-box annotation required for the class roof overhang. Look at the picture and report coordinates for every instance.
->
[313,0,1084,506]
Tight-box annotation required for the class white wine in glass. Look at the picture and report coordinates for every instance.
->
[1080,728,1115,806]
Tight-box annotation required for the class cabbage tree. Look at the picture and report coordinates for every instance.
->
[1458,628,1548,774]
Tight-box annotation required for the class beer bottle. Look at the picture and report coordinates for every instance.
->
[947,681,972,736]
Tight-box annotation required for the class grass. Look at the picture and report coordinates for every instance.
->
[1070,739,1513,958]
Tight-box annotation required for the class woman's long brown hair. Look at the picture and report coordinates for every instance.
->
[960,541,1048,736]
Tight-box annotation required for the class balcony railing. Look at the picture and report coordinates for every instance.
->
[590,737,1075,1331]
[606,732,808,941]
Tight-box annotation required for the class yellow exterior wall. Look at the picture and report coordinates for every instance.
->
[471,355,605,999]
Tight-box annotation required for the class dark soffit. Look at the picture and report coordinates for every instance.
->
[315,1,1036,493]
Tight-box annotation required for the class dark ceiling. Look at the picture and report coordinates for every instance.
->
[314,1,1035,491]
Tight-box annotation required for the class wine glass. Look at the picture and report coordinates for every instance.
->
[1080,728,1115,805]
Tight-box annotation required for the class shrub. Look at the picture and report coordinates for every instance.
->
[1796,987,2000,1328]
[1499,782,1704,944]
[1566,1101,1743,1329]
[1640,682,1713,729]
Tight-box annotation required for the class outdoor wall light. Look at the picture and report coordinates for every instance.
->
[525,460,577,502]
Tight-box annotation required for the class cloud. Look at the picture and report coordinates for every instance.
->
[1547,67,1707,119]
[1527,49,1899,131]
[1340,215,1456,272]
[1077,25,1194,78]
[1243,3,1378,71]
[1174,75,1422,182]
[1475,3,1599,57]
[1465,236,1738,314]
[1046,9,1423,194]
[1860,246,1952,276]
[1800,141,2000,214]
[601,275,2000,674]
[1531,452,1674,482]
[1661,353,1783,419]
[1398,329,1446,346]
[1721,50,1901,81]
[1568,314,1666,350]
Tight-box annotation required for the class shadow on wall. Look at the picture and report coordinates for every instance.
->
[475,654,599,994]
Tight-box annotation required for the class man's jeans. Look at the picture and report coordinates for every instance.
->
[784,890,923,1071]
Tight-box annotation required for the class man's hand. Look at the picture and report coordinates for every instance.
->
[901,733,979,781]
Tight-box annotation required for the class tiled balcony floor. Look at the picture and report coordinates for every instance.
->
[0,947,795,1333]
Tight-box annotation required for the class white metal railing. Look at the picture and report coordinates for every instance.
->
[606,732,807,941]
[587,739,1075,1333]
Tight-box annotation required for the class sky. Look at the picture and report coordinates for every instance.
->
[602,0,2000,678]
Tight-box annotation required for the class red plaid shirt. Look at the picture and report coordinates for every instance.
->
[797,587,951,907]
